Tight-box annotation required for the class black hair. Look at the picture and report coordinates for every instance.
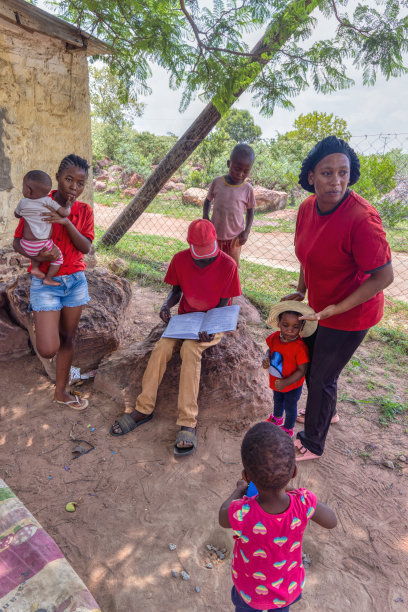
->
[24,170,52,186]
[57,154,90,176]
[298,135,360,192]
[278,310,305,330]
[230,143,255,164]
[241,422,295,490]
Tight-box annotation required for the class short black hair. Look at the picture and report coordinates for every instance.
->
[298,135,360,192]
[58,154,90,176]
[230,143,255,164]
[278,310,305,330]
[241,422,295,490]
[24,170,52,187]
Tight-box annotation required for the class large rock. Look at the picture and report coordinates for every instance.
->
[0,308,30,361]
[6,267,132,379]
[232,295,261,325]
[181,187,207,207]
[94,317,273,420]
[94,180,107,192]
[254,186,288,213]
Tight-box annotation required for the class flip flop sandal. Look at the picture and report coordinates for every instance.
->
[174,428,197,457]
[110,412,153,436]
[54,391,88,411]
[296,410,340,424]
[294,438,321,461]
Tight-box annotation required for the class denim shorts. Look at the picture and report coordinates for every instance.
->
[29,271,90,312]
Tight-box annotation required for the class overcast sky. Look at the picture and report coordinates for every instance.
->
[41,0,408,138]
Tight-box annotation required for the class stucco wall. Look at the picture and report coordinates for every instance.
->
[0,17,93,245]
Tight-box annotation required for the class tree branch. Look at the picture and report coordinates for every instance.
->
[330,0,370,39]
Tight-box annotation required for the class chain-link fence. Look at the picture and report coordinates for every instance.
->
[93,133,408,313]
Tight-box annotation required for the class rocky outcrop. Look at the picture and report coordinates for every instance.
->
[0,308,30,361]
[94,317,272,421]
[181,187,207,207]
[6,267,132,379]
[232,295,261,325]
[253,186,288,213]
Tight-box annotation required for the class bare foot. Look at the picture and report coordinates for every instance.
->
[43,278,61,286]
[176,426,196,449]
[111,409,148,435]
[31,269,45,280]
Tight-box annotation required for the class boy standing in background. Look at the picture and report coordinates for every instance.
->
[203,144,256,266]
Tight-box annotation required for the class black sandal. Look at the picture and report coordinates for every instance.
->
[110,413,153,436]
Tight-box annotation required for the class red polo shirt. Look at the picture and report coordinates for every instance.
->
[295,191,391,331]
[14,191,94,276]
[164,249,241,314]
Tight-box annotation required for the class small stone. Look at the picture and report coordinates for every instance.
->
[195,586,201,593]
[399,455,406,462]
[216,551,225,560]
[221,548,227,554]
[206,544,213,551]
[181,571,190,581]
[394,597,404,603]
[383,459,394,469]
[206,562,213,569]
[171,570,178,578]
[169,543,177,551]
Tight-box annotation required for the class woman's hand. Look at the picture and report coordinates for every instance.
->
[262,358,269,369]
[280,291,305,302]
[159,304,171,323]
[299,304,338,321]
[42,205,69,225]
[37,244,60,263]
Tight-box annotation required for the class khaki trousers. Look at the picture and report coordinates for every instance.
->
[135,333,223,428]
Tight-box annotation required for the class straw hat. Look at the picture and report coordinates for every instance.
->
[266,301,318,338]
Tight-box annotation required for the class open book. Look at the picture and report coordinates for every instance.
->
[162,305,240,340]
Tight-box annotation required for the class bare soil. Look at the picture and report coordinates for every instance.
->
[0,283,407,612]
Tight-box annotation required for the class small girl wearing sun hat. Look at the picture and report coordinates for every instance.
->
[262,301,318,437]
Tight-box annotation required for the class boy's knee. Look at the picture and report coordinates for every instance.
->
[180,341,202,360]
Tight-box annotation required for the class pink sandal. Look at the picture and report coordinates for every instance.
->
[294,438,321,461]
[296,409,340,425]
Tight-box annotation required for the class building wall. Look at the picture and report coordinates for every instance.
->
[0,17,93,245]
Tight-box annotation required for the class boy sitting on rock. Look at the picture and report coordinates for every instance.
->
[110,219,241,456]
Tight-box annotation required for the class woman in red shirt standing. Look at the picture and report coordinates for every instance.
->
[13,154,94,410]
[282,136,394,460]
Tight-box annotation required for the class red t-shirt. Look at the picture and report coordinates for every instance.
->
[14,192,94,276]
[164,249,241,314]
[266,331,309,392]
[295,191,391,331]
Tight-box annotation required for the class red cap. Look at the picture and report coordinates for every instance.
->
[187,219,219,259]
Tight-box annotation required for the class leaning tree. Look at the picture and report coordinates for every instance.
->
[55,0,408,245]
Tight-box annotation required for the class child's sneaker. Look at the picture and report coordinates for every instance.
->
[281,426,294,437]
[266,415,284,427]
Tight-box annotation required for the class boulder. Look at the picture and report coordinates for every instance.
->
[107,164,123,173]
[94,180,107,192]
[253,186,288,213]
[94,317,273,421]
[109,257,130,277]
[0,246,28,282]
[129,173,144,187]
[97,157,111,168]
[232,295,261,325]
[122,188,139,198]
[0,308,30,361]
[6,267,132,379]
[105,186,119,194]
[182,187,207,207]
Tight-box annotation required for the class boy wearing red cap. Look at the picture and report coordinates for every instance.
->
[110,219,241,455]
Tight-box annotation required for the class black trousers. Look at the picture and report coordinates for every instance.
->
[297,326,367,456]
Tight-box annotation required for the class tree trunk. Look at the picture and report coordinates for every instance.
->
[101,0,321,246]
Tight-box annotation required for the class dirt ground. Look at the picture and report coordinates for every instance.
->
[1,283,408,612]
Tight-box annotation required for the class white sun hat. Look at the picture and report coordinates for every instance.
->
[266,300,318,338]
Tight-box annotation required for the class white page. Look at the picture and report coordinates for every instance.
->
[162,311,204,339]
[199,305,240,334]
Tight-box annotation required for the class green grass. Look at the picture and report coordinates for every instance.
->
[95,226,297,313]
[253,218,297,234]
[385,221,408,253]
[360,395,408,426]
[95,192,200,220]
